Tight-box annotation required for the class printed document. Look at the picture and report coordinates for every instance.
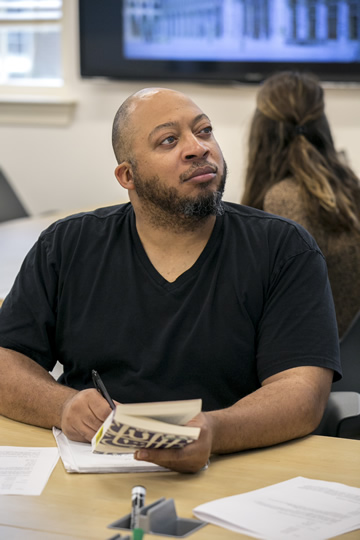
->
[53,428,169,473]
[193,476,360,540]
[0,446,59,495]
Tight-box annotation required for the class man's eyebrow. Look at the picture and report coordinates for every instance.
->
[148,121,178,140]
[148,114,211,141]
[193,113,211,125]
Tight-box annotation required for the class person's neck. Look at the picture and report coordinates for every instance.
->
[134,207,216,283]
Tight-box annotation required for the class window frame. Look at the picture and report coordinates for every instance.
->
[0,0,77,126]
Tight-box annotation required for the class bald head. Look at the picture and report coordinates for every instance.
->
[111,88,197,164]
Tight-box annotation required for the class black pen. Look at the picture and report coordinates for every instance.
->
[91,369,116,410]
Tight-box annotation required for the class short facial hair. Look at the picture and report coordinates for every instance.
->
[131,160,227,233]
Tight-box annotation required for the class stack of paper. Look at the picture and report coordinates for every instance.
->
[0,446,59,495]
[193,477,360,540]
[53,428,169,473]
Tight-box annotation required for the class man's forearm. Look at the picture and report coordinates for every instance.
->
[0,347,77,429]
[207,366,333,454]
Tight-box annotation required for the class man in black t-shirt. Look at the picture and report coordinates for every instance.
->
[0,88,340,473]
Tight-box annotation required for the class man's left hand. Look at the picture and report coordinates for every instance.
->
[133,412,212,473]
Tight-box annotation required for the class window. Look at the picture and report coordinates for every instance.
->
[349,0,359,40]
[0,0,63,87]
[327,2,338,40]
[308,1,317,41]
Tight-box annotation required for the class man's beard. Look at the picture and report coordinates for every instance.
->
[131,160,227,233]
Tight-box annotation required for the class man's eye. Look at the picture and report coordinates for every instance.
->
[161,136,176,145]
[200,126,213,135]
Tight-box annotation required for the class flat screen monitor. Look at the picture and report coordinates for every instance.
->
[79,0,360,84]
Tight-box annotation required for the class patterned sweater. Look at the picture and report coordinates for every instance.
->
[264,178,360,338]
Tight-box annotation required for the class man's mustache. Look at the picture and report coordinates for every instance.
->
[180,162,218,182]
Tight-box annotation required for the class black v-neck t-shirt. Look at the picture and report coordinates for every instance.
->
[0,202,341,409]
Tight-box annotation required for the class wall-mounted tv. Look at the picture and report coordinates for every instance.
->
[78,0,360,84]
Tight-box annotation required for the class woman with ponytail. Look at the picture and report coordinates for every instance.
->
[242,71,360,337]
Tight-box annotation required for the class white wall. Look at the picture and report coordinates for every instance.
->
[0,1,359,217]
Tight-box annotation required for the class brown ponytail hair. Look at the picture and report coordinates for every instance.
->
[241,71,360,232]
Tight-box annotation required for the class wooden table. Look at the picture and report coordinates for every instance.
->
[0,416,359,540]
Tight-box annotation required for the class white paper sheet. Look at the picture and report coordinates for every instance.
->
[0,446,59,495]
[193,476,360,540]
[53,428,169,473]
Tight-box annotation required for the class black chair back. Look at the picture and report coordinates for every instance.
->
[333,309,360,392]
[0,168,28,223]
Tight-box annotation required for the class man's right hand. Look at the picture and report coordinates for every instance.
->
[60,389,114,442]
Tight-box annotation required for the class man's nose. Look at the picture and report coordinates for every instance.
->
[182,135,210,161]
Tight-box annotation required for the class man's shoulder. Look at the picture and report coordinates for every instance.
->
[40,202,132,239]
[223,200,299,228]
[224,200,297,223]
[222,201,321,254]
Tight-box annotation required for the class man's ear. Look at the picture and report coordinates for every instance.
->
[114,162,135,191]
